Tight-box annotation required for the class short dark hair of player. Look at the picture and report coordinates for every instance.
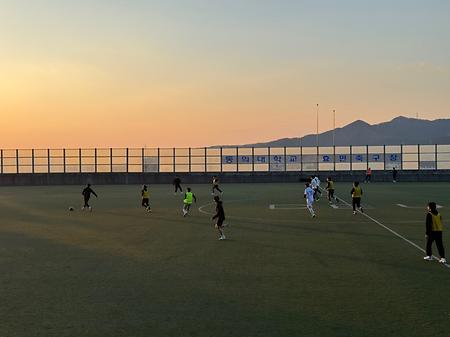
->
[214,196,220,202]
[354,181,359,187]
[327,176,332,181]
[305,183,310,187]
[87,183,91,187]
[187,187,191,192]
[428,202,437,212]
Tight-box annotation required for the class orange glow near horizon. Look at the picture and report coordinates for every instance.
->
[1,1,449,149]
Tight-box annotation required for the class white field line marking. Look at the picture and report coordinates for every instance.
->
[321,188,450,269]
[269,204,307,210]
[396,203,444,209]
[330,204,339,209]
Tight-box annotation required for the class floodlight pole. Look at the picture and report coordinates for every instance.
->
[333,109,336,147]
[316,103,319,148]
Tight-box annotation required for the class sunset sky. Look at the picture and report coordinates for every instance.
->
[1,0,449,148]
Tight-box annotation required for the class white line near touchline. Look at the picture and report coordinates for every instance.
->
[330,190,450,269]
[396,203,444,209]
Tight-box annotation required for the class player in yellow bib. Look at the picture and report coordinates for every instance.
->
[182,187,197,217]
[350,181,363,215]
[326,177,339,204]
[141,185,151,212]
[424,202,446,263]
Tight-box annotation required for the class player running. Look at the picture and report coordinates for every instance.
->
[182,187,197,217]
[173,176,183,194]
[310,175,321,201]
[304,183,316,218]
[350,181,363,215]
[423,202,446,264]
[212,196,227,240]
[82,184,97,211]
[211,176,223,195]
[325,177,339,204]
[141,185,151,212]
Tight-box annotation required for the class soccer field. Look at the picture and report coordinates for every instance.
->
[0,182,449,337]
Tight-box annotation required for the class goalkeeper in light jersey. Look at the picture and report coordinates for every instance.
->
[182,187,197,217]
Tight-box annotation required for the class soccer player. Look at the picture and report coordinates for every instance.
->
[392,167,397,183]
[212,196,227,240]
[365,167,372,183]
[182,187,197,217]
[310,175,321,201]
[304,183,316,218]
[211,176,223,195]
[325,177,339,204]
[424,202,446,264]
[173,176,183,194]
[82,184,97,211]
[350,181,363,215]
[141,185,151,212]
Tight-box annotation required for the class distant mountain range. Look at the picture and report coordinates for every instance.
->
[216,116,450,147]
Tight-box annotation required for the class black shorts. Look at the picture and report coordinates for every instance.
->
[216,218,225,227]
[352,197,361,208]
[142,198,149,206]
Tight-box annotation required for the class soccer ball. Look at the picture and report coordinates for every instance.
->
[68,207,74,211]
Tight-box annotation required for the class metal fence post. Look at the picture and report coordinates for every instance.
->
[157,148,160,173]
[110,148,113,172]
[94,148,97,173]
[316,145,319,174]
[189,147,191,173]
[236,147,239,172]
[173,148,176,173]
[251,147,255,172]
[78,148,83,173]
[32,149,35,174]
[219,147,222,173]
[435,144,438,170]
[333,145,336,171]
[63,149,66,173]
[350,145,353,172]
[417,144,420,170]
[204,147,207,173]
[47,149,50,173]
[126,148,129,173]
[300,146,303,172]
[284,146,287,172]
[16,149,19,174]
[400,144,403,170]
[268,147,271,172]
[383,145,386,171]
[1,149,3,174]
[141,148,145,173]
[366,145,369,170]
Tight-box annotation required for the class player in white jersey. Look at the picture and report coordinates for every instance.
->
[310,176,321,201]
[304,183,316,218]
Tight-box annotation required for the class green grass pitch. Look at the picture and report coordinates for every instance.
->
[0,182,449,337]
